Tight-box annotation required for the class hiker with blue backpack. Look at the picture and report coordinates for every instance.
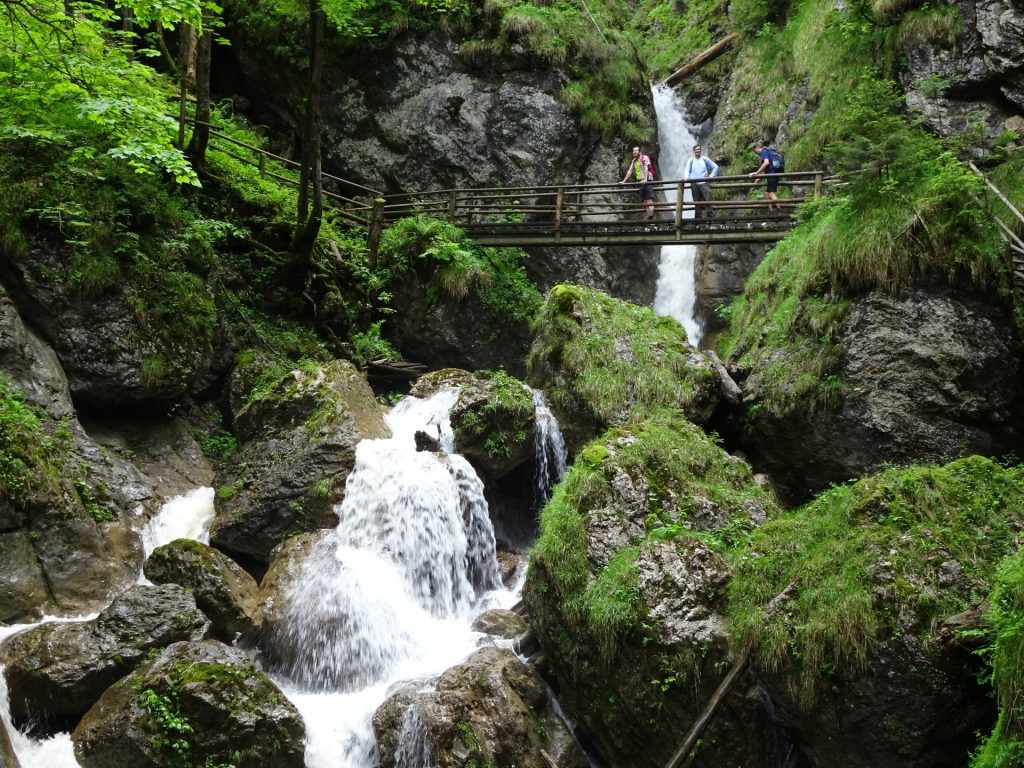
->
[749,140,784,212]
[619,146,656,220]
[684,144,719,218]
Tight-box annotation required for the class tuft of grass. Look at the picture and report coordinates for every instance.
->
[728,456,1024,707]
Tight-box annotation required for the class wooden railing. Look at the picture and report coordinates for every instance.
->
[970,162,1024,292]
[190,116,824,247]
[191,118,380,226]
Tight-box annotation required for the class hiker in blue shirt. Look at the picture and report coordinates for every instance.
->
[749,140,782,212]
[619,146,656,220]
[684,144,718,218]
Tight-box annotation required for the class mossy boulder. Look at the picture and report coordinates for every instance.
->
[727,456,1024,768]
[527,284,720,452]
[0,584,209,737]
[411,368,536,480]
[522,410,778,767]
[210,358,388,564]
[372,646,588,768]
[71,640,304,768]
[143,539,262,643]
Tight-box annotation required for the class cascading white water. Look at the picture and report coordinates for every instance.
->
[0,487,217,768]
[652,83,704,347]
[533,389,567,506]
[277,388,516,768]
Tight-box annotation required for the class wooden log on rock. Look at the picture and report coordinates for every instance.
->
[665,32,739,87]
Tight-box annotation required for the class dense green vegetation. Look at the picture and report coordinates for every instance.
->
[972,548,1024,767]
[528,284,717,424]
[531,408,776,660]
[727,456,1024,705]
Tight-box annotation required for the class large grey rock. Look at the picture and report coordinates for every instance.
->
[210,359,388,563]
[144,539,262,642]
[0,243,215,407]
[522,414,780,767]
[741,286,1024,504]
[901,0,1024,140]
[410,369,536,480]
[71,640,305,768]
[0,584,209,736]
[373,647,588,768]
[0,294,74,418]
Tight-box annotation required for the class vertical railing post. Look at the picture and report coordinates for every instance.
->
[555,187,564,235]
[448,191,458,223]
[366,197,386,269]
[258,152,266,178]
[814,172,823,199]
[675,182,685,228]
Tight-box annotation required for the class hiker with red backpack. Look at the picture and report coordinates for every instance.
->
[749,140,784,212]
[619,146,656,220]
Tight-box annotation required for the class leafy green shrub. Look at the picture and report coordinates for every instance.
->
[0,377,70,506]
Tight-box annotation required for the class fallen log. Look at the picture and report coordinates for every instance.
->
[665,32,739,87]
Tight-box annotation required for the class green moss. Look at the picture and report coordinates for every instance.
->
[529,284,715,425]
[728,456,1024,707]
[971,548,1024,767]
[451,369,534,460]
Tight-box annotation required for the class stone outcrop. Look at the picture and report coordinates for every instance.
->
[143,539,263,642]
[738,285,1024,505]
[0,243,216,407]
[210,357,388,564]
[0,297,171,623]
[901,0,1024,143]
[0,584,209,736]
[527,284,720,451]
[71,640,305,768]
[522,413,779,767]
[373,646,588,768]
[410,368,537,480]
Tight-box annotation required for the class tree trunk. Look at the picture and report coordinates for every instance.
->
[665,32,739,87]
[293,0,325,259]
[176,24,197,149]
[186,10,213,173]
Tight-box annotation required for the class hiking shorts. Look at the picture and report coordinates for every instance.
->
[638,182,653,200]
[765,172,779,194]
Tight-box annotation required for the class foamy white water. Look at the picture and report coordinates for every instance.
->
[652,83,703,347]
[533,389,567,506]
[0,488,216,767]
[273,388,518,768]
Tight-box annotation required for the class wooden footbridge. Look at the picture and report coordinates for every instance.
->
[193,118,822,248]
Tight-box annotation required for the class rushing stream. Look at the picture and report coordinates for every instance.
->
[1,390,568,768]
[651,83,704,347]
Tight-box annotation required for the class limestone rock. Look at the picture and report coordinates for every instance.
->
[143,539,262,642]
[373,646,588,768]
[0,584,209,736]
[210,358,388,563]
[71,640,304,768]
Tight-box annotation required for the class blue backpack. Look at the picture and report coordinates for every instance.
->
[768,147,785,171]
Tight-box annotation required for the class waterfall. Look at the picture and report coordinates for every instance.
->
[393,705,434,768]
[533,389,567,506]
[0,487,217,768]
[276,388,516,768]
[652,83,703,347]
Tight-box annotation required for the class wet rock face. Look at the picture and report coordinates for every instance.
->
[143,539,263,643]
[71,640,305,768]
[0,584,209,737]
[210,358,388,564]
[901,0,1024,140]
[742,286,1024,505]
[372,646,588,768]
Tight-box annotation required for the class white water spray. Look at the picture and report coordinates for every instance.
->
[652,83,703,347]
[0,487,217,768]
[533,389,567,506]
[274,388,515,768]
